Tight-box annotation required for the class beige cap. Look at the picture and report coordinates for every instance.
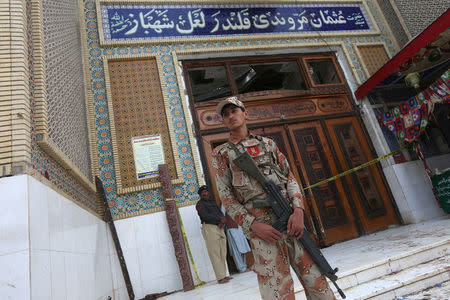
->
[216,96,245,115]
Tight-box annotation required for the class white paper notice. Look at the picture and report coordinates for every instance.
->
[132,135,165,180]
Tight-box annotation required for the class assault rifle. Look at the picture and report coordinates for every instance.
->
[231,147,346,299]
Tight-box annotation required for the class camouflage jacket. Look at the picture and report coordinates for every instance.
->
[212,134,304,238]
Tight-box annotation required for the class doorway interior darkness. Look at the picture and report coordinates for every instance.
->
[182,53,399,246]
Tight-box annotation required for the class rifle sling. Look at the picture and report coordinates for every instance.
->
[229,141,284,175]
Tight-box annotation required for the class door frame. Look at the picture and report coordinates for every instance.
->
[182,52,401,245]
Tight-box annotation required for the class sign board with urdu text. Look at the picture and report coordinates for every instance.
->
[432,170,450,213]
[132,135,165,180]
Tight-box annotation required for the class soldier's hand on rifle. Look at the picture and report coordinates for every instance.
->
[287,207,304,238]
[250,220,282,243]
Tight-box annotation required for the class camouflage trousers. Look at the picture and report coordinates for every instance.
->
[250,234,336,300]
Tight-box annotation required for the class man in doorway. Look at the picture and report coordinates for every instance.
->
[212,96,335,299]
[196,185,232,284]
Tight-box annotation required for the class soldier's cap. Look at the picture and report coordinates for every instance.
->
[197,185,208,194]
[216,96,245,116]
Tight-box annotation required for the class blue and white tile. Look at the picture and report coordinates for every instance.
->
[0,175,29,255]
[50,251,67,300]
[94,246,114,299]
[30,249,51,300]
[29,177,50,251]
[109,252,126,291]
[48,191,66,252]
[153,211,173,244]
[159,241,181,277]
[0,250,30,300]
[114,218,138,252]
[65,253,86,300]
[113,286,129,300]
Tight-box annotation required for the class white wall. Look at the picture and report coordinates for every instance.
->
[0,175,30,300]
[383,161,446,224]
[112,204,216,299]
[0,175,215,300]
[0,174,115,300]
[27,175,114,300]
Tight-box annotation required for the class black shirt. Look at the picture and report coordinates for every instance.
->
[196,198,224,225]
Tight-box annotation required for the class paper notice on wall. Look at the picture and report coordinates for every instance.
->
[132,135,165,180]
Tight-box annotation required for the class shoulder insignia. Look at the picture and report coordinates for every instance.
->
[259,135,272,143]
[261,136,277,148]
[247,145,260,156]
[213,142,229,156]
[254,134,264,141]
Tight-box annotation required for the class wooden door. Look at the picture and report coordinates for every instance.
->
[200,119,398,246]
[286,122,359,245]
[325,117,399,233]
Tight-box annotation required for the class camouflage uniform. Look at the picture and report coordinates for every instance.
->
[213,134,335,300]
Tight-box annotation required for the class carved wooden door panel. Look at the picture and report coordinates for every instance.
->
[325,117,399,233]
[286,122,359,245]
[201,132,230,206]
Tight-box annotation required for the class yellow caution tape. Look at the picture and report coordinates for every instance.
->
[167,144,411,285]
[303,144,411,191]
[167,198,206,288]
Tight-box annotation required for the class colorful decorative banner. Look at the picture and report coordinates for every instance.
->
[100,2,373,42]
[397,29,450,75]
[377,69,450,143]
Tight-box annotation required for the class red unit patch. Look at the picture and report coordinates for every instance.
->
[247,146,260,156]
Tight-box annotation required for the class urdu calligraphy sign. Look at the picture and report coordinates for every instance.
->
[99,2,374,43]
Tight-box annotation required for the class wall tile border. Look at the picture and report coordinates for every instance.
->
[164,52,205,187]
[368,0,399,53]
[352,41,391,78]
[103,54,185,194]
[30,0,96,193]
[0,0,31,176]
[95,0,381,46]
[387,0,412,40]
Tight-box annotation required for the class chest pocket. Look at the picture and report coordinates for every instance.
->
[230,140,265,188]
[243,142,283,186]
[250,141,287,185]
[229,139,285,190]
[231,164,247,187]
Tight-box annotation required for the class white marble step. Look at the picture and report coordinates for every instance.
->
[334,240,449,291]
[160,219,450,300]
[294,239,449,299]
[339,255,450,300]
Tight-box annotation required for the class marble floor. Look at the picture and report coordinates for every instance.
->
[159,217,449,300]
[402,280,450,300]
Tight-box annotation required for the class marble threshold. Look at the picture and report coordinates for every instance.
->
[158,217,449,300]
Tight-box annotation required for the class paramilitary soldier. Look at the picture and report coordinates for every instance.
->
[212,96,336,300]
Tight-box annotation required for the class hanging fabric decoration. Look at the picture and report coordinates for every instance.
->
[376,69,449,207]
[377,69,450,143]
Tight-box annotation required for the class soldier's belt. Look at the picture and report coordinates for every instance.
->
[252,198,271,208]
